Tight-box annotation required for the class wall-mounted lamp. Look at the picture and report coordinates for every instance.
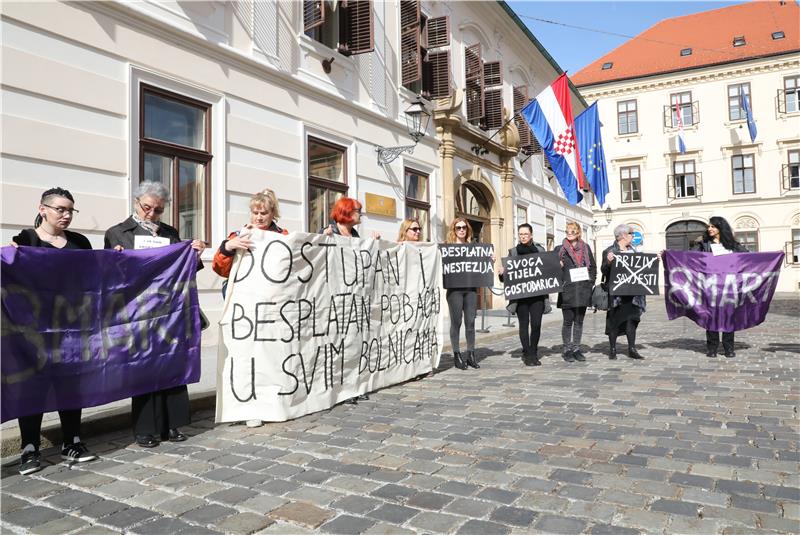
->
[376,97,431,166]
[605,205,613,224]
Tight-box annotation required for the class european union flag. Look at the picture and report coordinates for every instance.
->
[574,102,609,207]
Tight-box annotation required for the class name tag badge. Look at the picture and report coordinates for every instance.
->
[569,267,590,282]
[134,235,171,250]
[710,243,732,256]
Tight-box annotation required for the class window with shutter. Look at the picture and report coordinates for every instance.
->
[465,43,483,124]
[304,0,324,32]
[426,16,449,48]
[341,0,374,56]
[426,51,450,99]
[483,89,503,129]
[513,85,534,153]
[483,61,502,87]
[400,1,421,86]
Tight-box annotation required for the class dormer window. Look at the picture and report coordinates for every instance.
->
[601,62,613,70]
[772,31,785,40]
[680,48,692,56]
[733,35,746,47]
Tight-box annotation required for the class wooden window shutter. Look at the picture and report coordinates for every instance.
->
[400,1,421,86]
[304,0,324,32]
[483,88,503,129]
[340,0,373,56]
[426,50,450,99]
[483,61,502,87]
[465,43,484,122]
[426,16,449,48]
[513,85,533,151]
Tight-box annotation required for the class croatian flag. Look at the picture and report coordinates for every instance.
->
[675,104,687,154]
[521,73,586,205]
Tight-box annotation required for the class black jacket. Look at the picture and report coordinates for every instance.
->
[693,238,747,253]
[554,242,596,308]
[104,216,203,269]
[498,242,546,283]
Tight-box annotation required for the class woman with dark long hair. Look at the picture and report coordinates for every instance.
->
[556,222,596,363]
[11,187,98,474]
[693,216,747,358]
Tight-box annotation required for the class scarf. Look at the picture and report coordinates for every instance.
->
[132,213,160,237]
[559,237,589,268]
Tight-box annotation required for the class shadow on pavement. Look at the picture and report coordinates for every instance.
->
[762,342,800,354]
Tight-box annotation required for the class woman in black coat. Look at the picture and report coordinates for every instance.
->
[498,223,547,366]
[601,224,645,360]
[555,222,596,362]
[104,181,205,447]
[692,216,748,358]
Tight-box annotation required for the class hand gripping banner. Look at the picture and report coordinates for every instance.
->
[663,250,783,332]
[1,242,202,422]
[216,231,442,423]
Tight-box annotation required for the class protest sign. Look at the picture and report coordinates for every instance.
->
[216,232,442,423]
[1,242,201,422]
[502,252,562,299]
[439,243,494,288]
[663,250,783,332]
[609,252,660,296]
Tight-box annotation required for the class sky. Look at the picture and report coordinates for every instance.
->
[507,1,744,75]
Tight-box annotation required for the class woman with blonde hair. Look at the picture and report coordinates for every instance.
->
[397,217,423,242]
[444,217,480,370]
[555,221,596,363]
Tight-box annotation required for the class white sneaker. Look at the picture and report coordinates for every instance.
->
[245,419,263,428]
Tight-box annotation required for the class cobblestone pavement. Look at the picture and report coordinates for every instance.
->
[2,298,799,534]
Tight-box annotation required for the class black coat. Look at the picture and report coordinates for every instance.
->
[555,242,596,309]
[104,216,203,270]
[693,239,748,253]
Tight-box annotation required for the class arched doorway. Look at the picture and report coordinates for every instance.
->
[665,220,706,250]
[457,182,493,308]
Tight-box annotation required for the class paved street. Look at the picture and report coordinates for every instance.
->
[2,298,799,535]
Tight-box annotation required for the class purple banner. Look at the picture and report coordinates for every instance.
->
[663,250,783,332]
[1,242,201,422]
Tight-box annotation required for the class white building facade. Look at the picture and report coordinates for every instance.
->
[0,0,593,332]
[574,2,800,293]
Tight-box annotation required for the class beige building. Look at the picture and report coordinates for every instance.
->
[573,1,800,293]
[1,0,593,330]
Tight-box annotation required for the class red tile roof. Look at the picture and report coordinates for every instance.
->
[573,1,800,87]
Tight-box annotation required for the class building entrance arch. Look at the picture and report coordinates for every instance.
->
[665,220,706,250]
[456,181,494,309]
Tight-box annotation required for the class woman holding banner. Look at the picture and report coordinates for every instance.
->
[213,189,287,427]
[601,224,645,360]
[498,223,546,366]
[444,217,480,370]
[11,187,99,475]
[556,222,596,363]
[693,216,748,358]
[397,217,423,242]
[104,181,205,448]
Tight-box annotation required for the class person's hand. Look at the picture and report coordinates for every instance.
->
[491,253,496,263]
[498,266,505,275]
[606,251,615,262]
[114,245,124,252]
[10,241,18,248]
[371,230,381,240]
[224,235,253,253]
[560,260,564,268]
[323,224,334,236]
[191,239,206,255]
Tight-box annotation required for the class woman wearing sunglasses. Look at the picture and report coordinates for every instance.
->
[104,181,205,448]
[10,187,98,475]
[397,217,423,242]
[444,217,480,371]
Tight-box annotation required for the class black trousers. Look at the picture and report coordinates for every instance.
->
[132,385,190,437]
[706,330,734,351]
[516,297,545,356]
[19,410,81,450]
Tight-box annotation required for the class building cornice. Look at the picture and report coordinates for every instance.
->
[580,55,800,100]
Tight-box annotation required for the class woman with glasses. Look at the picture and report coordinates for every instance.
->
[10,187,98,475]
[556,222,596,363]
[692,216,748,358]
[498,223,547,366]
[601,224,645,360]
[213,188,287,427]
[104,181,205,448]
[397,217,423,242]
[444,217,481,371]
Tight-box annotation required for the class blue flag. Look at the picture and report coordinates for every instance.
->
[574,102,609,207]
[742,93,757,142]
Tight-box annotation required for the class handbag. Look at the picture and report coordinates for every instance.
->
[505,301,518,314]
[591,284,609,311]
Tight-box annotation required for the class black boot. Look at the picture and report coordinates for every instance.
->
[453,351,467,370]
[706,344,718,358]
[466,351,480,369]
[723,343,736,358]
[627,348,644,360]
[609,339,617,360]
